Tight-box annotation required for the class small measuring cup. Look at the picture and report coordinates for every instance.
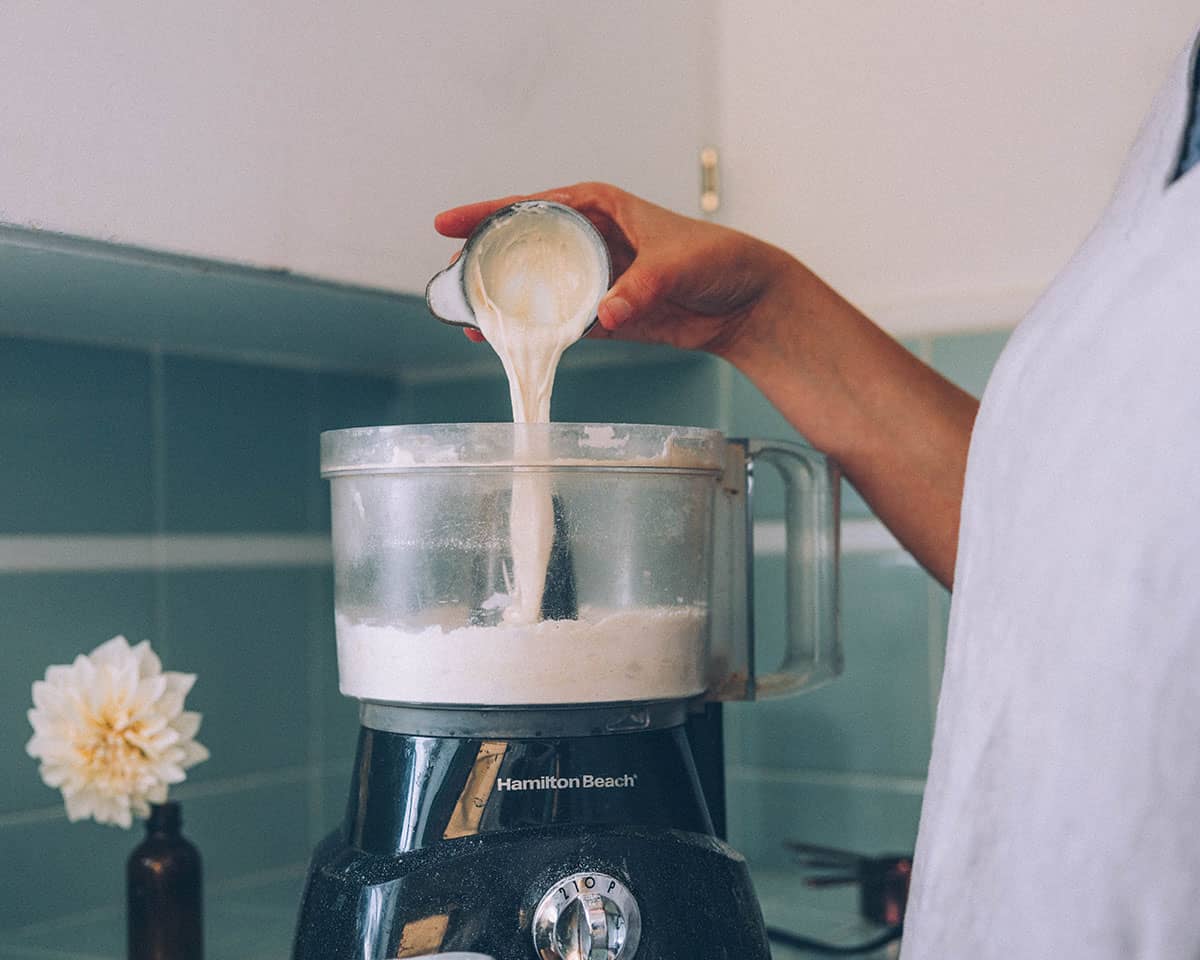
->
[426,200,612,341]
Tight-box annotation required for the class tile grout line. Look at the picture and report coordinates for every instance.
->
[305,374,327,847]
[0,943,113,960]
[206,860,309,896]
[303,372,325,533]
[397,374,414,424]
[0,765,321,831]
[726,763,927,795]
[756,518,901,555]
[8,863,313,941]
[9,904,118,942]
[0,534,332,572]
[170,764,312,802]
[716,357,734,435]
[150,347,170,656]
[0,522,908,573]
[0,519,910,574]
[0,804,71,830]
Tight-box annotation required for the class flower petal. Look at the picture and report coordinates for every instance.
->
[131,640,162,679]
[64,791,93,822]
[156,674,195,719]
[44,664,75,687]
[145,782,169,805]
[41,765,70,789]
[133,675,168,713]
[172,711,203,741]
[158,763,187,784]
[180,740,210,768]
[31,680,64,714]
[90,635,131,667]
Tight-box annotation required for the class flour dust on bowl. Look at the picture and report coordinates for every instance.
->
[295,420,841,960]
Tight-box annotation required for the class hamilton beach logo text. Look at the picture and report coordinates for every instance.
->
[495,773,638,792]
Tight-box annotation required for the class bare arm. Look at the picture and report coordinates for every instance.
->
[436,183,978,588]
[722,262,977,589]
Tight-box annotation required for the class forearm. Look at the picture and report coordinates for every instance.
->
[722,260,978,589]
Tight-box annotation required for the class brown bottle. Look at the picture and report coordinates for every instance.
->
[126,801,203,960]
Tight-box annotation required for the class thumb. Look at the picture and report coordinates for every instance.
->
[597,263,666,331]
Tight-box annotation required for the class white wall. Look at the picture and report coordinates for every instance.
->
[0,1,713,295]
[715,2,1199,333]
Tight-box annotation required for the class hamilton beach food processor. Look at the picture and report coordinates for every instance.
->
[292,420,840,959]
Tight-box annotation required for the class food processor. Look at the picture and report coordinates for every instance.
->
[292,420,840,959]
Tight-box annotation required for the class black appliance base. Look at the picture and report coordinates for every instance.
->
[293,711,767,958]
[293,822,770,959]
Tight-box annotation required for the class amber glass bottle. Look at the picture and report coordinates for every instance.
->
[126,802,203,960]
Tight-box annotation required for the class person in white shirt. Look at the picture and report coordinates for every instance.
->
[436,27,1200,958]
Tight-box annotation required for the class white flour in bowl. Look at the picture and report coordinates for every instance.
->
[336,606,707,705]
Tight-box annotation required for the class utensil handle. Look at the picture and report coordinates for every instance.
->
[749,438,841,697]
[712,439,841,700]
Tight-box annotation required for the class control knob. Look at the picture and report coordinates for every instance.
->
[532,871,641,960]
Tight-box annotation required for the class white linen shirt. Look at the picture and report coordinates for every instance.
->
[903,29,1200,960]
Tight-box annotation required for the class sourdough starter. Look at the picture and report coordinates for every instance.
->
[462,206,603,623]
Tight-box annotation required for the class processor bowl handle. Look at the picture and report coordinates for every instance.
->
[707,438,842,700]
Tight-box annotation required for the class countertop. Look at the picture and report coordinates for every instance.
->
[0,867,900,959]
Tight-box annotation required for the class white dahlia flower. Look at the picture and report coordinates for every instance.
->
[26,635,209,829]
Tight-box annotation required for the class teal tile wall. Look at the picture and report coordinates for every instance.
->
[730,360,897,521]
[727,553,935,779]
[726,775,926,865]
[0,339,153,533]
[0,326,1010,935]
[551,357,722,428]
[166,569,313,781]
[2,869,307,960]
[930,329,1011,397]
[0,814,138,931]
[320,766,355,838]
[409,373,513,423]
[179,781,310,885]
[310,571,359,766]
[311,371,402,532]
[0,785,308,949]
[409,355,721,428]
[163,356,314,533]
[0,335,398,932]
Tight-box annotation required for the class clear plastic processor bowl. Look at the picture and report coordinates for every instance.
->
[321,422,840,707]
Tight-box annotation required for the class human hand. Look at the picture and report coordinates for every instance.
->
[433,182,796,357]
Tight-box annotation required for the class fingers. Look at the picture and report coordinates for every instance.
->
[435,182,655,337]
[434,182,632,239]
[597,262,666,332]
[434,194,525,238]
